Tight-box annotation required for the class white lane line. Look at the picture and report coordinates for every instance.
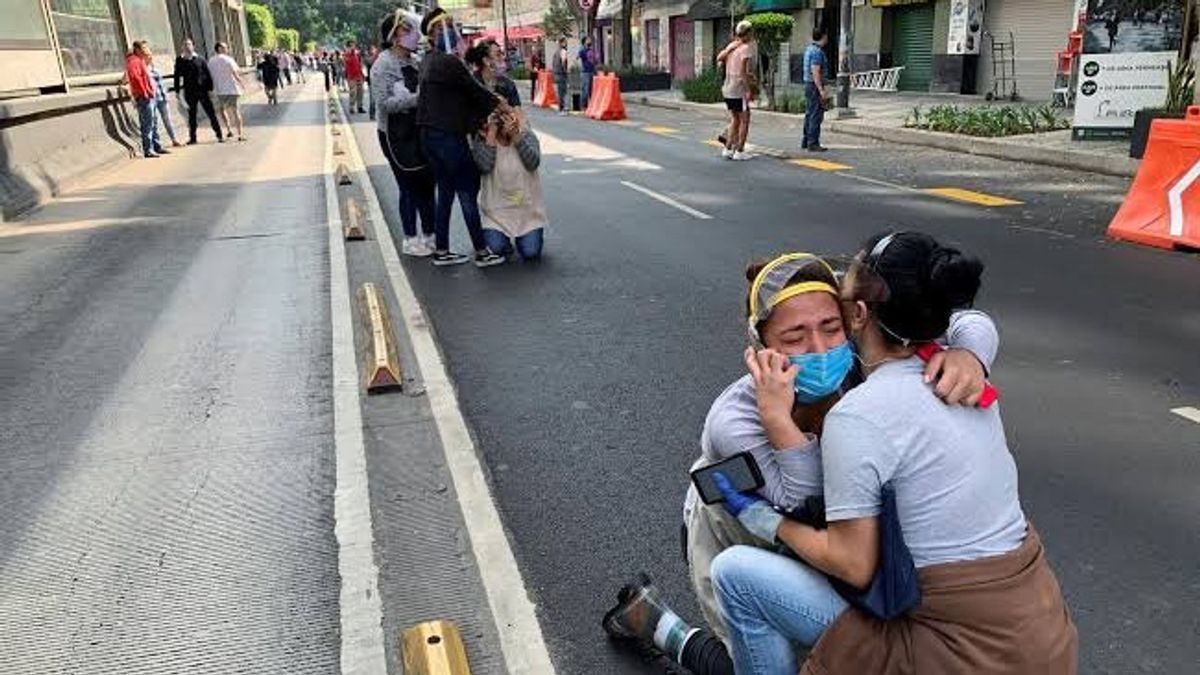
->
[325,89,389,675]
[1170,406,1200,424]
[341,99,558,674]
[620,180,713,220]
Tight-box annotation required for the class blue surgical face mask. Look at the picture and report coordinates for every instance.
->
[788,341,854,403]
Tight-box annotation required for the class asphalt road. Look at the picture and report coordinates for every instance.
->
[356,103,1200,674]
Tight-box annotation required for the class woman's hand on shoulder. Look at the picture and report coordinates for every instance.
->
[924,348,986,406]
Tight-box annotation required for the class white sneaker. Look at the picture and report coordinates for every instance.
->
[731,151,754,161]
[401,236,432,257]
[721,148,734,159]
[420,234,436,253]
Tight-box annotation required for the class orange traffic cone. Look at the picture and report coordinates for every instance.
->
[534,70,558,109]
[1108,105,1200,250]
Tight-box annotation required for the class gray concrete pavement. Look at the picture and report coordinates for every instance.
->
[351,100,1199,674]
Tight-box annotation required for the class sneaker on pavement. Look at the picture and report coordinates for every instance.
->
[431,251,470,266]
[732,151,754,161]
[721,148,734,159]
[420,234,436,252]
[474,249,506,268]
[401,237,432,257]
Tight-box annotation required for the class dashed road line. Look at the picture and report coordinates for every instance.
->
[620,180,714,219]
[925,187,1023,207]
[643,125,681,135]
[790,158,853,171]
[1170,406,1200,424]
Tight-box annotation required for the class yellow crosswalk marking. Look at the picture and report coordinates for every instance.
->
[789,158,852,171]
[924,187,1023,207]
[643,125,681,135]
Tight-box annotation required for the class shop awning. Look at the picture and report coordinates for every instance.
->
[477,25,545,40]
[686,0,727,21]
[597,0,623,20]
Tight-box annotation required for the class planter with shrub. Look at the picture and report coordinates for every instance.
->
[905,104,1070,137]
[1130,58,1195,159]
[598,65,671,92]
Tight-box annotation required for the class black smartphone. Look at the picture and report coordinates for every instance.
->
[691,452,765,505]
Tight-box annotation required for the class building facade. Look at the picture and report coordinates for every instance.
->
[1,0,251,97]
[595,0,1083,102]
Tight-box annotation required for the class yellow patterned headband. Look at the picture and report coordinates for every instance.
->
[747,253,838,321]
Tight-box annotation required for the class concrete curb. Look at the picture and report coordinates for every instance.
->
[631,94,1139,178]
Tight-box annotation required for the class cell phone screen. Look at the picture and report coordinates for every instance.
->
[691,452,764,505]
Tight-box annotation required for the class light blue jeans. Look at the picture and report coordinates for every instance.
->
[712,545,849,675]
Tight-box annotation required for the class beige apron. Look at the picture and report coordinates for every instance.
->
[479,142,548,239]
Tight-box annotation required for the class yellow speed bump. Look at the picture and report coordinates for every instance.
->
[335,164,353,185]
[924,187,1023,207]
[401,621,471,675]
[789,158,852,171]
[344,197,366,240]
[357,283,403,393]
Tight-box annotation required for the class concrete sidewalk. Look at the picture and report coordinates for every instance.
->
[634,89,1140,177]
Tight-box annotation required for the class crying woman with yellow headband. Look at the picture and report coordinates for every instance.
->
[601,251,1001,675]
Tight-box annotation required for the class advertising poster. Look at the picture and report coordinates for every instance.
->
[1073,0,1188,139]
[1073,51,1174,138]
[948,0,987,55]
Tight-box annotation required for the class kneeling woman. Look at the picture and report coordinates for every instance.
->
[469,106,547,261]
[712,232,1078,675]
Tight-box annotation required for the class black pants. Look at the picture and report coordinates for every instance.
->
[323,69,331,92]
[186,94,222,142]
[378,131,435,239]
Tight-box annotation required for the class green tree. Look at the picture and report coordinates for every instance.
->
[304,40,317,54]
[277,27,300,52]
[246,3,278,49]
[543,0,576,40]
[745,12,793,110]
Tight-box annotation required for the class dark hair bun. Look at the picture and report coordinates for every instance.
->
[745,260,769,283]
[928,245,983,309]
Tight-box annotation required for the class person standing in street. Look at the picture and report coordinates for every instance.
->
[280,49,293,86]
[208,42,247,141]
[718,21,755,161]
[530,44,545,101]
[257,51,281,105]
[802,28,829,153]
[319,51,331,92]
[375,10,437,257]
[345,40,366,113]
[175,39,223,144]
[552,37,570,114]
[578,36,596,109]
[366,44,380,120]
[417,7,507,267]
[125,41,167,158]
[147,49,183,148]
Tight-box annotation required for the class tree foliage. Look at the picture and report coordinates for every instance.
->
[246,3,278,49]
[746,12,793,110]
[277,28,300,52]
[543,0,577,39]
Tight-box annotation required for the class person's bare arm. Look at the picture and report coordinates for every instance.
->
[777,516,879,589]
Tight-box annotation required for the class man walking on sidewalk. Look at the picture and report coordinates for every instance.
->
[175,39,223,144]
[802,28,830,153]
[718,21,755,161]
[125,41,167,158]
[208,42,247,141]
[345,41,366,113]
[579,37,596,108]
[552,37,570,114]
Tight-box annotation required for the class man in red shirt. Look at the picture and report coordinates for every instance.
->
[125,41,167,158]
[344,40,366,114]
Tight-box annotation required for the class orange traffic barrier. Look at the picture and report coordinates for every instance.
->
[586,73,627,121]
[533,70,558,109]
[1108,105,1200,251]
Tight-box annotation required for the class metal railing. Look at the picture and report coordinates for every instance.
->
[850,66,905,92]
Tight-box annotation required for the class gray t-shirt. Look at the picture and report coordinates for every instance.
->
[682,310,1002,522]
[822,357,1027,568]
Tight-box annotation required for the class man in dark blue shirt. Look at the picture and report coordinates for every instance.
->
[803,28,830,152]
[578,37,597,107]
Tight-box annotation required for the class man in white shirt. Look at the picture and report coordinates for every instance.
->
[208,42,247,141]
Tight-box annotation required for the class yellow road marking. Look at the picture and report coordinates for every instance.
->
[704,139,724,148]
[924,187,1023,207]
[612,120,638,127]
[790,158,852,171]
[643,125,681,135]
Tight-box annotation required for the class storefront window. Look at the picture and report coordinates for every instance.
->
[49,0,125,76]
[1,0,54,49]
[123,0,176,59]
